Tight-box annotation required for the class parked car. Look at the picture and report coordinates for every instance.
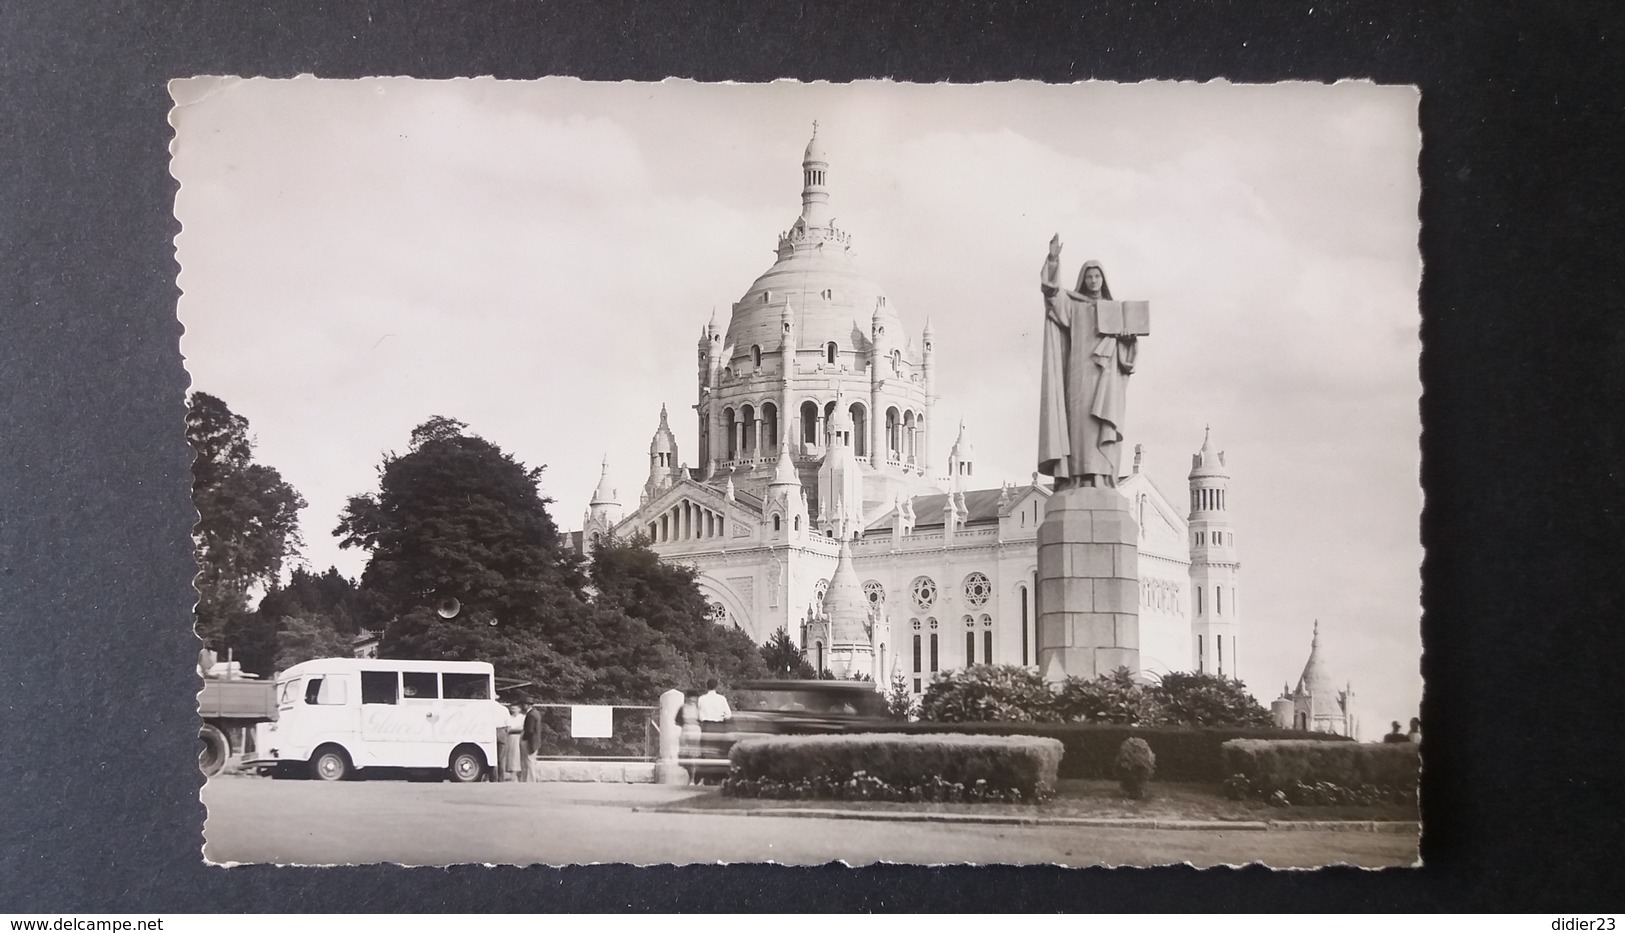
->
[689,679,891,777]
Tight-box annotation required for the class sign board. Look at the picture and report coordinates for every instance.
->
[570,705,614,738]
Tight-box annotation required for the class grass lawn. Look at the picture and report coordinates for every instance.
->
[662,779,1418,823]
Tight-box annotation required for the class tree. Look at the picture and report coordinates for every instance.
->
[335,416,576,625]
[257,566,372,635]
[1148,672,1276,728]
[188,391,306,648]
[1054,667,1162,725]
[588,534,768,690]
[760,626,815,679]
[336,417,606,697]
[884,671,919,721]
[273,612,355,672]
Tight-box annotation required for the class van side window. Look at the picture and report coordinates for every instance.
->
[360,670,398,705]
[402,671,439,699]
[442,673,490,700]
[305,676,347,706]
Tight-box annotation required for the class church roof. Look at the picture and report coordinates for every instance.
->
[1189,425,1229,479]
[866,487,1007,532]
[1293,621,1338,699]
[821,539,869,642]
[723,134,913,369]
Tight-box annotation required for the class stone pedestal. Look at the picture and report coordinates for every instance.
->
[1036,486,1141,683]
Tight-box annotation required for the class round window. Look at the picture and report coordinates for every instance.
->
[963,572,992,608]
[910,576,937,611]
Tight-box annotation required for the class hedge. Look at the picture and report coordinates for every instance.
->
[842,721,1350,782]
[1222,739,1420,793]
[727,733,1063,798]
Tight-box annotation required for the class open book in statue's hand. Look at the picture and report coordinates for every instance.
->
[1095,299,1151,336]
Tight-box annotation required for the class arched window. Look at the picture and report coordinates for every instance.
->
[964,616,975,667]
[849,402,867,458]
[740,404,755,459]
[723,407,737,461]
[823,400,837,444]
[885,407,900,460]
[800,400,819,446]
[982,614,994,666]
[1019,584,1030,666]
[826,342,838,365]
[928,618,939,672]
[815,641,825,674]
[891,349,902,374]
[751,345,762,368]
[772,514,782,531]
[762,402,778,453]
[1216,586,1223,615]
[911,619,922,675]
[793,515,801,531]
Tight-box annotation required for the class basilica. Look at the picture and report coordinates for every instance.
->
[574,128,1243,695]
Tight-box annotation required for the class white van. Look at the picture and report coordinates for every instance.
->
[245,658,507,782]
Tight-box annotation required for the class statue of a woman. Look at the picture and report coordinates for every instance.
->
[1038,235,1139,489]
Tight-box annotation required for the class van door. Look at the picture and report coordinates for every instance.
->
[296,673,360,756]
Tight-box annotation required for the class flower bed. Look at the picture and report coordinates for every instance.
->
[723,733,1063,802]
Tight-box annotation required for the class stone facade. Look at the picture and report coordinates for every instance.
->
[578,129,1242,694]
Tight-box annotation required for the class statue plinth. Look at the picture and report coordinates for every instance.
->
[1036,486,1141,683]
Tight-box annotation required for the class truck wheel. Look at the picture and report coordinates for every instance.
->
[311,746,350,782]
[199,724,229,777]
[448,747,485,783]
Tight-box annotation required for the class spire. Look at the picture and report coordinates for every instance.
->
[770,443,799,487]
[590,455,616,505]
[799,121,833,229]
[1189,425,1230,479]
[1295,620,1335,700]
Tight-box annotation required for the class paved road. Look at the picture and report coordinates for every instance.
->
[201,777,1418,868]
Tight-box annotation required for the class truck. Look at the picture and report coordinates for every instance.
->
[197,649,278,777]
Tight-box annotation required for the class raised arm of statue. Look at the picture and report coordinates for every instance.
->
[1041,233,1064,297]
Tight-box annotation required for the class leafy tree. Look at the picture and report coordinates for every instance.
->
[921,664,1058,723]
[335,416,577,625]
[273,612,355,672]
[336,417,604,697]
[188,391,306,648]
[1148,672,1276,728]
[760,626,815,679]
[884,671,919,721]
[1054,667,1162,725]
[589,534,768,691]
[258,566,372,635]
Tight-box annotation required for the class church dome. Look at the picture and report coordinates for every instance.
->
[723,131,910,366]
[1189,426,1230,479]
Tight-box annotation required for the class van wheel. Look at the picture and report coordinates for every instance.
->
[198,724,229,777]
[448,747,485,783]
[311,746,350,782]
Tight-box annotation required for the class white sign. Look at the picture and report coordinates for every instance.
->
[569,705,614,738]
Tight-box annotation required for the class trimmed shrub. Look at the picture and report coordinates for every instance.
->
[844,721,1351,782]
[1115,737,1156,798]
[726,733,1063,800]
[1222,739,1419,798]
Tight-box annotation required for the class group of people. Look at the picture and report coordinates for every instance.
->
[494,701,544,782]
[1384,717,1424,744]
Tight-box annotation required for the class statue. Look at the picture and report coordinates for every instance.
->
[1037,235,1148,489]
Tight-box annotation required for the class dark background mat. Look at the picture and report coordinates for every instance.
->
[2,0,1623,912]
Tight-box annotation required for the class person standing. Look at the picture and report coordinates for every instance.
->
[697,678,733,723]
[1407,717,1422,745]
[503,703,524,782]
[1382,720,1409,743]
[521,703,545,782]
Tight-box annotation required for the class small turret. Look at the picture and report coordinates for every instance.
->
[920,318,936,474]
[642,405,680,504]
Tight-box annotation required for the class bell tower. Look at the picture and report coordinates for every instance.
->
[1188,426,1240,677]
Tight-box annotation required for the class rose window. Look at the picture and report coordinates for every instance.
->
[814,578,829,606]
[910,576,937,611]
[863,580,887,607]
[962,572,992,608]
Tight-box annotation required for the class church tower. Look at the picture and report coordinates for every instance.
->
[803,538,882,679]
[817,392,864,539]
[1188,427,1240,677]
[642,405,681,505]
[582,456,622,555]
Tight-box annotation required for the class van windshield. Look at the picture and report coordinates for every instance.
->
[277,678,302,709]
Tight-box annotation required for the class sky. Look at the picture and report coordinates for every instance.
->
[172,78,1422,731]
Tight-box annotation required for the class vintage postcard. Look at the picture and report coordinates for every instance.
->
[174,77,1421,867]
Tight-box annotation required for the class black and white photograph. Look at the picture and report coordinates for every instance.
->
[173,77,1422,868]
